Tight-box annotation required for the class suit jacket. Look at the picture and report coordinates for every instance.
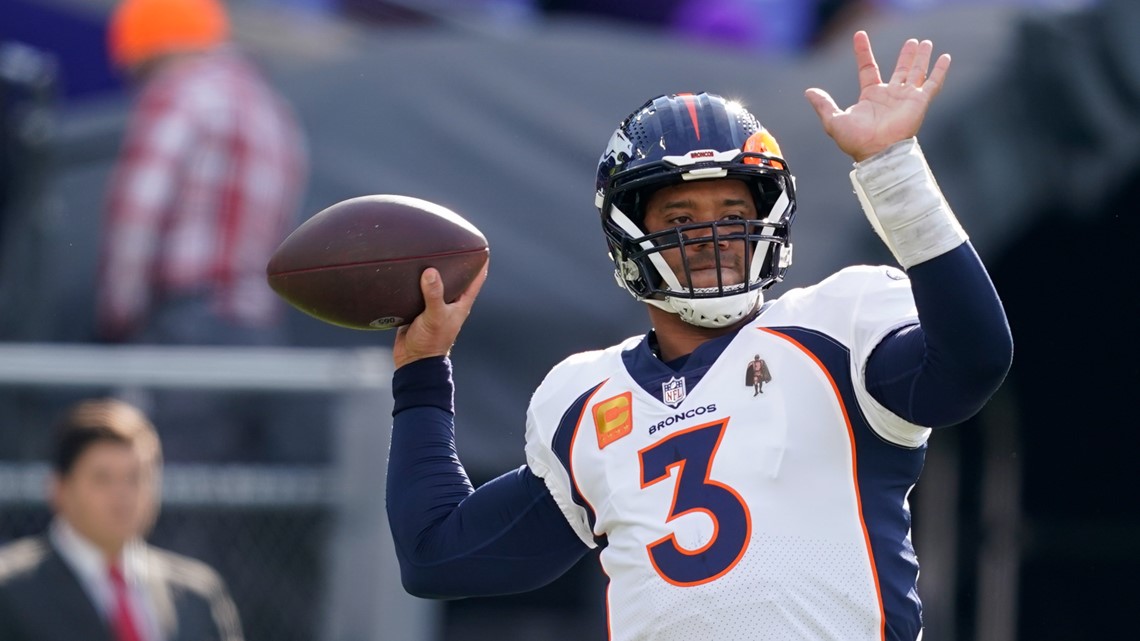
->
[0,536,243,641]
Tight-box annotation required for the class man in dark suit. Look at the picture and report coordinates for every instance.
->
[0,398,243,641]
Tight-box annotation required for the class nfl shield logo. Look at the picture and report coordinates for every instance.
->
[662,376,687,408]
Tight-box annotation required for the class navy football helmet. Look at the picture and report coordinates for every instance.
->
[595,92,796,328]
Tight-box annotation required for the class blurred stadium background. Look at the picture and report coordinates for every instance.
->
[1,0,1136,639]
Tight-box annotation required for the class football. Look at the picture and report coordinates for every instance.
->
[266,195,489,330]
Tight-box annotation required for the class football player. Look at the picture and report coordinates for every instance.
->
[385,32,1012,641]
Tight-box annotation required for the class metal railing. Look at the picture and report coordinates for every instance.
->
[0,342,438,641]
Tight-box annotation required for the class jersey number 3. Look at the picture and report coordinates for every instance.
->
[639,419,751,587]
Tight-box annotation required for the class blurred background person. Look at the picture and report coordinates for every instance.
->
[98,0,309,462]
[99,0,307,346]
[0,398,244,641]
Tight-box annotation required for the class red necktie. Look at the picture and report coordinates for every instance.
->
[108,563,144,641]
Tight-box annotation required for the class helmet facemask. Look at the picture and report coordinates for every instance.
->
[600,152,795,329]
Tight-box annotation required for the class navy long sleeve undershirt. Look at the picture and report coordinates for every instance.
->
[386,357,590,599]
[385,241,1012,598]
[866,242,1013,427]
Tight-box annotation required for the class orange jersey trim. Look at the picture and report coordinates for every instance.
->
[759,327,887,641]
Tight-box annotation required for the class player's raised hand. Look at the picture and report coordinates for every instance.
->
[393,264,488,369]
[805,31,951,162]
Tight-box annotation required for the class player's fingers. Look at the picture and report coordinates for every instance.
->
[455,259,489,308]
[804,88,842,127]
[907,40,933,86]
[420,267,446,310]
[852,31,882,90]
[923,53,952,98]
[394,325,410,342]
[889,39,919,85]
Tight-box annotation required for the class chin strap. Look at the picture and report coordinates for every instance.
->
[607,204,767,328]
[650,290,763,328]
[849,138,967,269]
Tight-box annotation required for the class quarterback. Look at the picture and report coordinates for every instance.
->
[385,32,1012,641]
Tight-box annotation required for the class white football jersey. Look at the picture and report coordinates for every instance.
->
[525,266,930,641]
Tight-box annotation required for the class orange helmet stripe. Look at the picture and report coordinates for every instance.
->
[677,93,702,141]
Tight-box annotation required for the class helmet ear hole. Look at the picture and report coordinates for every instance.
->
[749,178,783,219]
[625,184,667,231]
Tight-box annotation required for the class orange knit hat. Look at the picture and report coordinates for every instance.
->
[108,0,230,68]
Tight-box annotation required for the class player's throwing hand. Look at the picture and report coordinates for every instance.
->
[393,264,488,370]
[805,31,951,162]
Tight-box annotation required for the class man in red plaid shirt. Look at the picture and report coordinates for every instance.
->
[99,0,308,462]
[99,0,307,346]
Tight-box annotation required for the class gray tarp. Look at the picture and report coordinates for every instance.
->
[5,0,1138,473]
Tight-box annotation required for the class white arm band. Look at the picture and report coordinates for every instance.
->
[849,138,968,269]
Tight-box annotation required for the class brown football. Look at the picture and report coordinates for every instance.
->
[266,195,488,330]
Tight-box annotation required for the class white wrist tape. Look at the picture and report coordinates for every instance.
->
[849,138,967,269]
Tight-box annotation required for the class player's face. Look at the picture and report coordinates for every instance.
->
[52,441,159,553]
[642,179,757,290]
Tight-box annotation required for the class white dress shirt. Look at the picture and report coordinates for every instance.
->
[50,517,164,641]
